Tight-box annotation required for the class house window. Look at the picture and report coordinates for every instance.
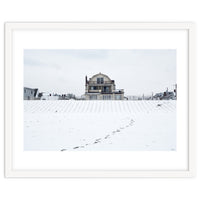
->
[90,86,98,90]
[115,95,121,100]
[103,86,110,93]
[97,77,104,84]
[103,95,111,100]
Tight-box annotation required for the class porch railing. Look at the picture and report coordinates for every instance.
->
[88,81,113,85]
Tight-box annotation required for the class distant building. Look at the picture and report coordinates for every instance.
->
[127,96,139,100]
[85,73,124,100]
[24,87,39,100]
[153,88,175,100]
[41,93,59,100]
[153,92,163,100]
[162,91,175,100]
[127,95,152,100]
[58,94,69,100]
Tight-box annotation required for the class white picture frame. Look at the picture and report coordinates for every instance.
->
[5,22,196,178]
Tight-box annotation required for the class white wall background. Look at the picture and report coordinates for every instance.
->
[0,1,199,200]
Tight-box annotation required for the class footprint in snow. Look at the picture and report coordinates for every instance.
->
[112,131,116,135]
[61,149,67,151]
[105,135,110,139]
[93,138,102,144]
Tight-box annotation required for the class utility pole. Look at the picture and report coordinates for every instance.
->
[173,84,177,99]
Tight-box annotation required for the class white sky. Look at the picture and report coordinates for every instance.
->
[24,49,176,96]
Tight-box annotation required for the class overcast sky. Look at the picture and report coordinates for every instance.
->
[24,49,176,96]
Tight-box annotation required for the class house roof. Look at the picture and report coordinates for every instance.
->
[90,72,112,81]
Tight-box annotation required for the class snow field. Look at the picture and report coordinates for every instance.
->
[24,100,176,151]
[24,100,176,114]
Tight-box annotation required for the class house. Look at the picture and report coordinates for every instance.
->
[85,73,124,100]
[24,87,39,100]
[58,94,70,100]
[40,93,59,100]
[153,92,163,100]
[162,91,175,100]
[153,89,175,100]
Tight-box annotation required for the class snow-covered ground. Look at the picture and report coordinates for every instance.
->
[24,100,176,151]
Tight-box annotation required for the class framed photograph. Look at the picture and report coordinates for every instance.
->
[5,22,196,177]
